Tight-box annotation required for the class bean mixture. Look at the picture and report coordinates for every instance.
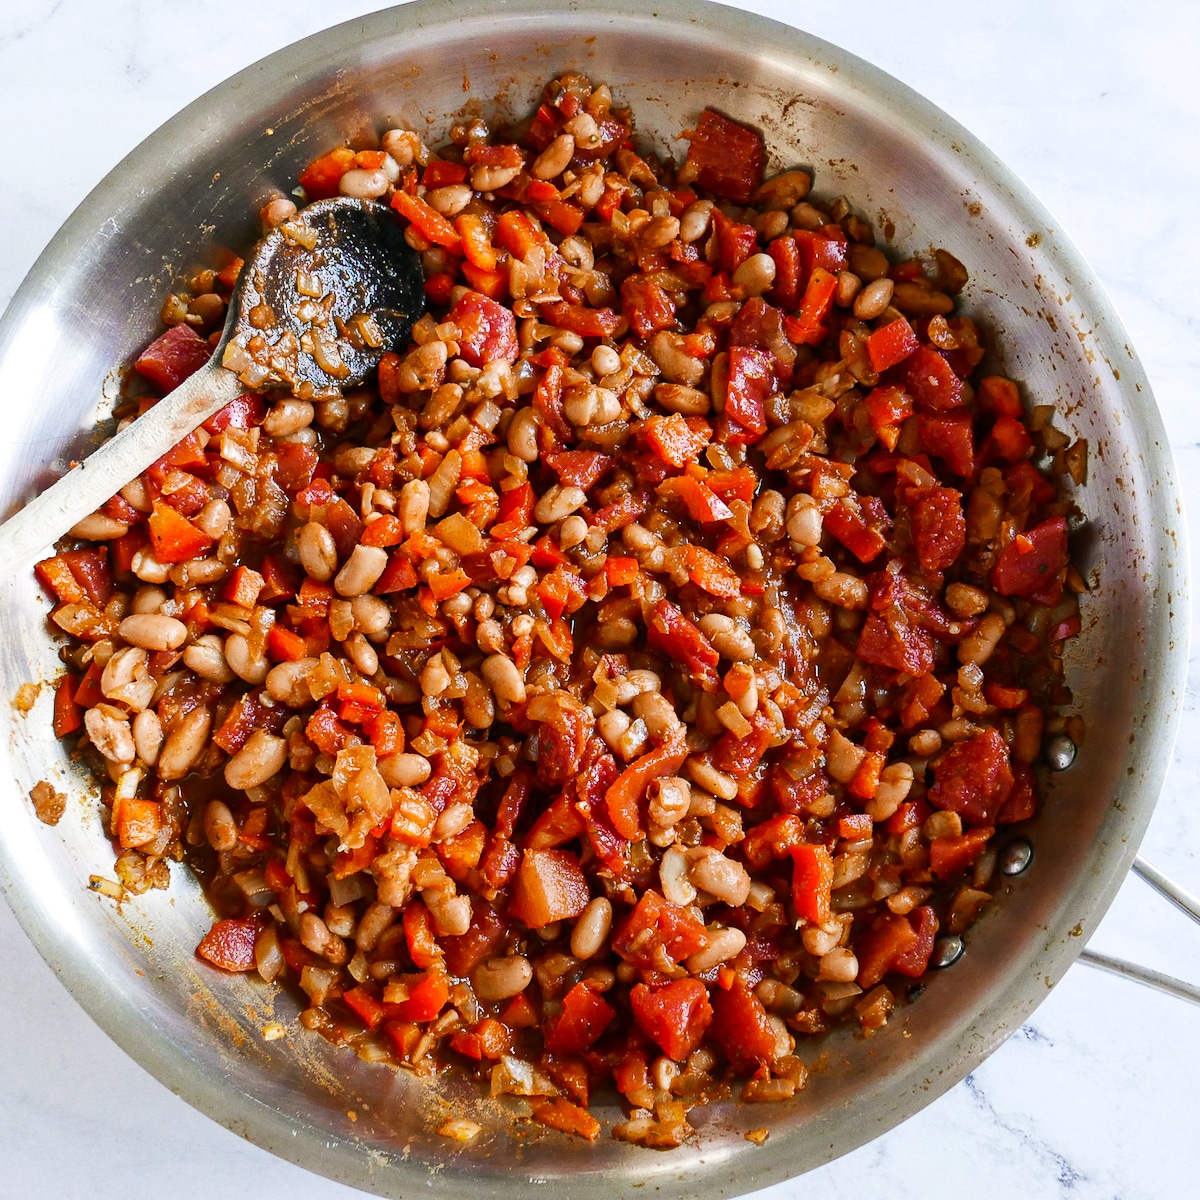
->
[39,72,1086,1146]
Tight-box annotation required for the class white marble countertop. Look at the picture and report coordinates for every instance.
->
[1,1,1196,1197]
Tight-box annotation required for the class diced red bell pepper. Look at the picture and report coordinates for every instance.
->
[390,190,463,252]
[643,413,710,468]
[422,159,470,189]
[792,227,848,279]
[540,301,621,338]
[343,984,387,1031]
[783,266,837,346]
[146,500,214,564]
[604,731,689,840]
[978,375,1024,418]
[657,474,734,524]
[630,978,712,1061]
[908,486,966,573]
[204,393,265,433]
[743,814,805,868]
[62,547,114,606]
[861,384,915,455]
[221,564,265,608]
[905,346,964,412]
[52,674,83,737]
[196,916,259,973]
[387,967,450,1023]
[710,977,777,1073]
[723,345,772,441]
[766,236,802,311]
[544,982,616,1054]
[791,843,834,925]
[865,317,920,373]
[928,727,1015,826]
[684,109,765,204]
[604,556,640,588]
[646,599,720,688]
[298,146,355,200]
[134,325,213,393]
[448,290,519,367]
[681,544,741,600]
[991,517,1069,600]
[823,501,887,563]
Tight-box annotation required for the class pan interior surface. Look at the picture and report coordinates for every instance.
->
[0,2,1184,1197]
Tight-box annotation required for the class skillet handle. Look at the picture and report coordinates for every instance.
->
[1077,855,1200,1005]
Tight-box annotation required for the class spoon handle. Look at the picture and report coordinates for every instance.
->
[0,361,244,577]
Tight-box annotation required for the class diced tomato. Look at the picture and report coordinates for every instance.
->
[544,983,616,1054]
[134,325,213,393]
[978,375,1024,418]
[856,913,919,988]
[712,210,759,275]
[646,599,720,689]
[620,276,677,338]
[710,977,777,1073]
[905,346,964,412]
[892,905,939,977]
[928,727,1015,826]
[996,761,1038,823]
[612,889,708,968]
[743,814,805,868]
[604,556,640,588]
[684,109,765,203]
[196,915,259,973]
[543,450,614,491]
[930,826,995,880]
[630,978,713,1061]
[447,290,518,367]
[907,486,966,573]
[991,517,1069,601]
[508,849,590,929]
[917,412,975,478]
[985,415,1034,464]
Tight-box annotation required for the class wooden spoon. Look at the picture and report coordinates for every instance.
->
[0,196,424,574]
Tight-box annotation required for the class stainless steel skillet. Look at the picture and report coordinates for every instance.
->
[0,2,1186,1197]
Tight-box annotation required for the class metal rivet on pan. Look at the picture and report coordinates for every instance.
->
[930,935,965,969]
[999,838,1034,876]
[1045,734,1076,771]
